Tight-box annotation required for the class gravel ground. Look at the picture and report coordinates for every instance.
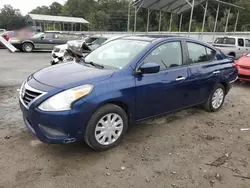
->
[0,49,250,188]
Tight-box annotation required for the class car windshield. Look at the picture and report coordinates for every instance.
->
[84,37,98,44]
[214,38,235,45]
[32,33,44,38]
[84,39,149,69]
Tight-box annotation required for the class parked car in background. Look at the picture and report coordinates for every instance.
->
[0,29,6,34]
[19,36,237,150]
[234,52,250,81]
[10,32,83,52]
[213,36,250,59]
[50,35,123,65]
[1,31,17,41]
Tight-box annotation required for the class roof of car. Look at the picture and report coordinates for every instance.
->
[121,35,183,42]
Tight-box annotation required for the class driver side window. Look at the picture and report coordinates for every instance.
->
[143,41,183,71]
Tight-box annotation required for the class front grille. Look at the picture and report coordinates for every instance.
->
[238,74,250,79]
[53,47,60,52]
[20,83,44,107]
[23,89,42,106]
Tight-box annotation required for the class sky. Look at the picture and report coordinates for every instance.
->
[0,0,67,15]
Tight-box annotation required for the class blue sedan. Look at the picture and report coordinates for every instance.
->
[19,36,238,150]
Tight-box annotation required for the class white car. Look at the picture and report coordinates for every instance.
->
[51,43,69,65]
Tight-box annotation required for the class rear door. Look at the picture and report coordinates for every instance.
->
[185,41,229,105]
[245,39,250,53]
[135,40,190,120]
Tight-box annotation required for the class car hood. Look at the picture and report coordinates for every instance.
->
[33,62,115,89]
[237,56,250,66]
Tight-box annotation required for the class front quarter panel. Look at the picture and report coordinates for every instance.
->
[72,70,136,124]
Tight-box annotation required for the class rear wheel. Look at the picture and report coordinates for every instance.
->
[22,43,33,52]
[203,84,225,112]
[84,104,128,151]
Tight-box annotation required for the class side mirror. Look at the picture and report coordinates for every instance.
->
[41,36,44,40]
[2,34,7,38]
[139,63,160,74]
[242,53,247,57]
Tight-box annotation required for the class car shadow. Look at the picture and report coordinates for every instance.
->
[29,107,203,157]
[233,80,250,88]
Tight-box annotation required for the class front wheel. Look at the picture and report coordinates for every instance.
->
[84,104,128,151]
[203,84,225,112]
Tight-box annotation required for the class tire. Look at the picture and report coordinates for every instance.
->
[84,104,128,151]
[22,43,34,52]
[203,84,225,112]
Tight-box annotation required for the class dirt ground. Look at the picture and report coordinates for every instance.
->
[0,49,250,188]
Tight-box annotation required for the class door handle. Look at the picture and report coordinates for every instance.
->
[213,70,220,74]
[176,76,186,81]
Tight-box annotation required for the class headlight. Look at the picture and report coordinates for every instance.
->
[60,49,66,53]
[38,84,93,111]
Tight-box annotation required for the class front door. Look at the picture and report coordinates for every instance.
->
[34,33,54,50]
[135,41,190,120]
[236,38,245,58]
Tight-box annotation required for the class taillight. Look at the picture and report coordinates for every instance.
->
[233,62,239,68]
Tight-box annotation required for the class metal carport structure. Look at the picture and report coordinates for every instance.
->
[26,14,90,32]
[129,0,244,41]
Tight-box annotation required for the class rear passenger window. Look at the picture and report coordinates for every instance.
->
[206,48,216,62]
[143,41,183,71]
[245,39,250,47]
[187,42,207,64]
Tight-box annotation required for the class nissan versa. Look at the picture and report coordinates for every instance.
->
[19,36,238,151]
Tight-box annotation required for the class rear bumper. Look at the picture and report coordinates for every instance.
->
[238,68,250,81]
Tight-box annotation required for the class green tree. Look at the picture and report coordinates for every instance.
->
[0,5,26,30]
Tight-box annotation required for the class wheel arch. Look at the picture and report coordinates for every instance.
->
[220,82,230,95]
[98,100,134,126]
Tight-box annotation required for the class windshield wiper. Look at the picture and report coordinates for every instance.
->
[82,59,104,69]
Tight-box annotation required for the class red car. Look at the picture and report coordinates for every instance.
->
[235,53,250,81]
[1,31,17,41]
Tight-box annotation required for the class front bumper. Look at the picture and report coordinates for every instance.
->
[19,99,92,144]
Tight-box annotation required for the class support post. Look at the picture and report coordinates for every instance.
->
[127,1,133,32]
[201,0,208,40]
[39,22,42,32]
[53,22,56,31]
[33,20,36,32]
[188,0,195,36]
[224,7,231,34]
[158,10,162,33]
[71,23,73,31]
[212,3,220,42]
[80,23,82,31]
[179,14,183,35]
[147,9,150,33]
[234,10,239,34]
[43,21,46,32]
[169,13,173,33]
[63,22,64,31]
[134,7,137,33]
